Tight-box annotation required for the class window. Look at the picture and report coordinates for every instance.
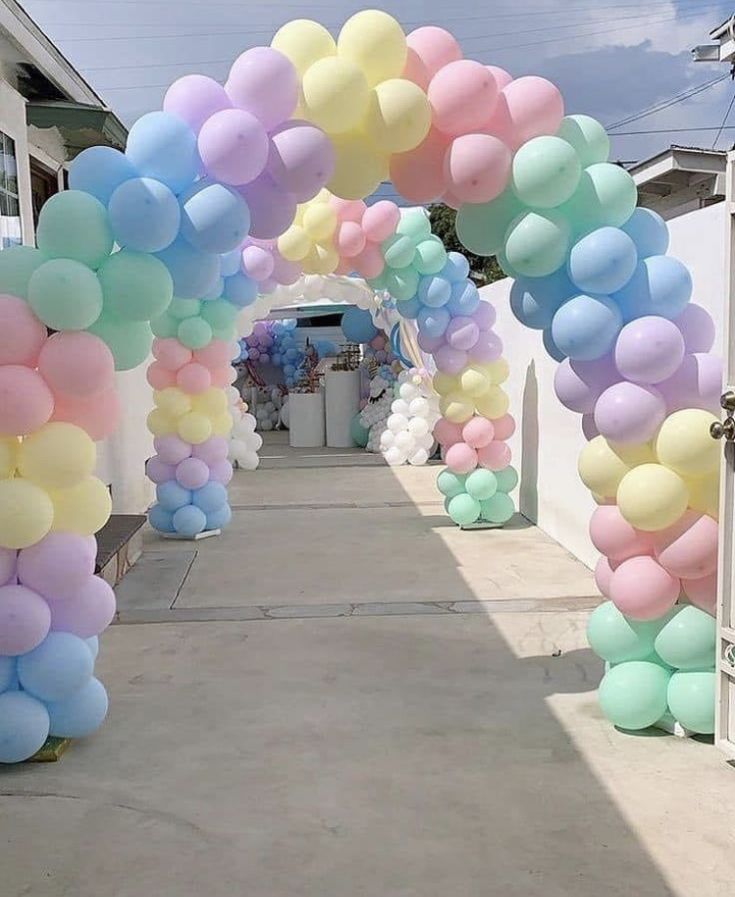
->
[0,132,21,249]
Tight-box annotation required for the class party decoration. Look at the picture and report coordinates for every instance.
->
[379,370,439,466]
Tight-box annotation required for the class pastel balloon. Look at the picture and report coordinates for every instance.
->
[18,632,93,702]
[146,456,175,485]
[554,354,617,415]
[177,362,212,394]
[654,511,718,582]
[445,442,478,475]
[267,120,335,202]
[502,76,564,146]
[0,244,45,300]
[563,163,637,235]
[225,47,298,131]
[240,173,298,241]
[126,111,199,194]
[586,601,663,664]
[0,366,53,437]
[609,556,680,621]
[36,190,113,270]
[365,78,431,155]
[656,353,722,414]
[594,382,666,444]
[68,145,136,204]
[622,207,669,258]
[447,280,481,317]
[577,436,652,499]
[390,128,449,204]
[667,671,715,734]
[598,661,670,731]
[19,422,96,490]
[271,18,336,76]
[0,692,50,763]
[428,60,498,136]
[448,493,481,526]
[0,585,50,655]
[595,556,615,597]
[682,571,717,615]
[198,109,269,186]
[108,177,181,253]
[655,408,720,477]
[504,210,570,278]
[617,463,689,532]
[557,114,610,167]
[29,258,103,331]
[567,227,637,295]
[510,269,574,331]
[155,237,220,301]
[444,133,511,204]
[465,468,498,501]
[480,492,514,524]
[0,294,47,367]
[493,414,516,441]
[38,331,115,399]
[51,388,120,442]
[87,316,154,372]
[163,73,231,133]
[434,418,463,447]
[404,26,461,89]
[614,315,685,385]
[436,469,466,498]
[47,676,109,738]
[512,135,581,209]
[173,504,207,537]
[675,304,715,354]
[614,255,692,322]
[180,180,251,255]
[302,56,370,134]
[338,10,407,88]
[589,505,654,562]
[477,440,511,471]
[51,477,112,537]
[176,457,210,490]
[551,294,622,362]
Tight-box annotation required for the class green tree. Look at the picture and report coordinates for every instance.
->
[428,203,504,286]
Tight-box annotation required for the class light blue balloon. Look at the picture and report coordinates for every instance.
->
[203,276,225,301]
[18,632,93,702]
[85,636,99,660]
[417,274,452,308]
[417,305,450,339]
[622,208,669,258]
[69,145,137,204]
[108,176,180,253]
[125,111,198,195]
[567,226,638,295]
[155,237,220,300]
[442,252,471,283]
[206,504,232,531]
[192,482,228,514]
[173,505,207,536]
[157,482,192,513]
[47,677,108,739]
[223,272,258,308]
[396,295,421,319]
[543,327,567,362]
[219,249,242,278]
[148,502,176,533]
[447,280,480,317]
[342,306,378,343]
[510,269,575,330]
[614,255,692,322]
[283,363,295,376]
[0,691,49,763]
[552,294,622,361]
[0,656,15,693]
[180,180,251,254]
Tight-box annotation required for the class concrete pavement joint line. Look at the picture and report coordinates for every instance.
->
[229,500,444,511]
[169,550,198,610]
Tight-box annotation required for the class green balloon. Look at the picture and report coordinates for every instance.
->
[87,314,152,371]
[587,602,666,665]
[494,465,519,494]
[99,250,173,322]
[178,315,213,350]
[480,491,514,524]
[0,244,45,299]
[448,493,481,526]
[28,258,103,330]
[465,469,498,501]
[667,671,715,734]
[456,188,524,257]
[437,470,466,499]
[169,297,201,320]
[496,249,522,280]
[382,233,416,270]
[200,298,238,331]
[384,267,419,302]
[350,413,369,447]
[559,163,637,237]
[150,310,179,339]
[511,136,581,210]
[504,210,571,278]
[655,606,716,671]
[598,661,670,731]
[367,271,387,292]
[413,236,447,276]
[557,114,610,168]
[397,208,431,242]
[36,189,113,270]
[211,324,237,343]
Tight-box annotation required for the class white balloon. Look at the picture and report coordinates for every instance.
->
[380,429,396,449]
[418,433,435,452]
[408,448,429,466]
[408,417,430,438]
[409,397,429,417]
[384,446,407,466]
[395,431,414,452]
[387,413,408,433]
[392,399,410,416]
[399,383,419,402]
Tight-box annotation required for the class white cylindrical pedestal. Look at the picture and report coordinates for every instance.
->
[288,391,325,448]
[325,369,361,448]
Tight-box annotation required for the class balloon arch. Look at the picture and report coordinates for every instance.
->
[0,10,720,760]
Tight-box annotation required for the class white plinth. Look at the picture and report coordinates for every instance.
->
[288,391,325,448]
[325,369,361,448]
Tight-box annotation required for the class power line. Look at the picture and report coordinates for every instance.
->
[610,125,735,135]
[606,74,731,129]
[713,92,735,148]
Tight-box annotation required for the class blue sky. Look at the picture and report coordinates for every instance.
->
[23,0,735,185]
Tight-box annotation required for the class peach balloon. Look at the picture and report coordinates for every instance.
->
[443,133,511,204]
[0,294,47,366]
[681,571,717,616]
[210,366,234,388]
[0,366,54,437]
[609,556,680,621]
[589,505,654,562]
[329,197,365,223]
[52,388,120,442]
[147,361,177,391]
[38,331,115,399]
[390,128,449,203]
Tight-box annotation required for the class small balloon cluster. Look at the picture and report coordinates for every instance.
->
[226,387,263,470]
[362,332,402,388]
[240,239,302,296]
[357,376,394,452]
[380,372,440,466]
[366,209,446,301]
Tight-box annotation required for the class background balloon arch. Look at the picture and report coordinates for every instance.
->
[0,9,720,760]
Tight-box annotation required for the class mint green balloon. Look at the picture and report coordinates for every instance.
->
[448,493,481,526]
[28,258,103,330]
[150,310,179,339]
[494,465,518,494]
[456,188,524,257]
[99,250,173,322]
[667,671,715,734]
[598,661,670,730]
[496,249,522,280]
[367,271,387,292]
[413,236,447,276]
[178,315,213,350]
[87,314,152,371]
[559,163,637,236]
[557,115,610,168]
[511,136,581,209]
[211,323,237,342]
[350,413,369,447]
[587,602,664,664]
[465,469,498,501]
[655,606,716,671]
[384,267,419,302]
[169,297,201,320]
[480,491,514,524]
[504,210,570,278]
[36,189,113,270]
[0,244,45,299]
[382,233,416,270]
[437,470,466,499]
[200,298,238,331]
[397,208,431,242]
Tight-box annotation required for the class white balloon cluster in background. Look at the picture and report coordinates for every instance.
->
[381,372,440,467]
[360,375,394,453]
[226,386,263,471]
[253,387,282,432]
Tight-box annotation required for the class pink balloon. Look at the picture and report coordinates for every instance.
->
[226,47,298,132]
[155,434,192,465]
[0,294,47,366]
[477,440,511,471]
[175,457,210,490]
[434,418,464,448]
[473,301,497,330]
[404,26,462,90]
[682,571,717,616]
[146,456,175,485]
[486,65,513,90]
[17,533,96,600]
[390,128,449,204]
[595,556,616,598]
[193,340,232,370]
[154,338,193,371]
[462,417,495,449]
[675,304,715,354]
[482,97,520,151]
[147,361,177,391]
[428,60,498,137]
[446,441,479,475]
[351,243,385,279]
[49,575,116,639]
[271,252,301,285]
[329,197,366,223]
[589,505,654,562]
[0,547,16,586]
[445,316,480,351]
[335,221,367,258]
[209,458,234,484]
[653,511,719,580]
[198,108,269,186]
[469,331,503,363]
[657,352,722,414]
[267,120,335,203]
[0,366,54,436]
[51,388,120,441]
[609,556,680,621]
[241,244,274,282]
[0,585,50,655]
[502,76,564,146]
[176,361,212,394]
[362,201,401,242]
[211,365,235,388]
[191,436,229,464]
[434,344,467,375]
[441,190,463,211]
[38,331,115,399]
[163,74,231,134]
[444,133,511,204]
[492,414,516,441]
[239,173,297,240]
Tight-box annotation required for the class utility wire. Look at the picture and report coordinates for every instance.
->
[712,92,735,148]
[606,75,731,129]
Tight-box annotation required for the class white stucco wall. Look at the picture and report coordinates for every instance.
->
[486,201,727,569]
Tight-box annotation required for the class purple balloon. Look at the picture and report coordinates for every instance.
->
[614,315,685,385]
[154,434,192,465]
[470,330,503,363]
[267,120,335,202]
[260,276,278,294]
[657,352,723,414]
[209,459,234,485]
[163,74,232,134]
[594,382,666,444]
[239,173,297,241]
[473,300,497,331]
[242,244,275,282]
[0,548,16,587]
[225,47,298,132]
[0,585,50,655]
[445,316,480,352]
[192,436,229,465]
[554,354,618,415]
[271,250,301,285]
[675,304,716,354]
[175,457,211,490]
[17,534,97,601]
[582,414,600,441]
[49,576,116,639]
[417,331,444,354]
[434,344,468,375]
[197,108,269,186]
[146,456,176,485]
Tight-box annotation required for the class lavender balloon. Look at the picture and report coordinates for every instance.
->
[554,354,618,415]
[198,109,269,187]
[163,75,231,134]
[657,353,723,414]
[675,304,716,354]
[267,120,335,202]
[594,381,666,444]
[226,47,298,132]
[614,315,685,385]
[240,174,297,241]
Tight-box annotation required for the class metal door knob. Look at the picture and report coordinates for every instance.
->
[722,390,735,413]
[711,418,735,441]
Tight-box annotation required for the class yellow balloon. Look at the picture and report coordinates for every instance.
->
[302,57,370,134]
[18,422,96,490]
[655,409,720,477]
[337,10,407,87]
[459,365,491,399]
[433,373,457,396]
[177,411,213,445]
[440,391,475,424]
[155,387,192,418]
[278,225,312,262]
[0,478,54,549]
[51,476,112,536]
[485,358,510,385]
[212,412,234,437]
[272,19,336,76]
[147,408,176,437]
[688,471,720,519]
[0,438,18,478]
[302,203,337,242]
[475,386,509,420]
[328,132,388,200]
[303,243,339,275]
[617,463,689,532]
[577,436,652,499]
[192,388,229,418]
[365,79,431,154]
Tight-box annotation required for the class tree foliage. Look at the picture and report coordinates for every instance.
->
[428,203,504,287]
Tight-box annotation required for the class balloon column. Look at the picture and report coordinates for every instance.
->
[226,387,262,471]
[380,369,440,466]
